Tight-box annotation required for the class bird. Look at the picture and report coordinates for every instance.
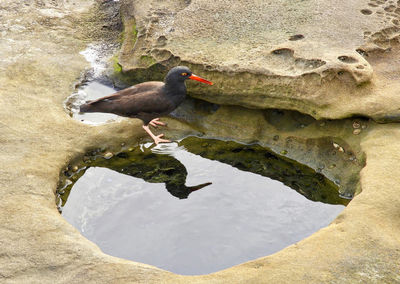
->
[79,66,213,144]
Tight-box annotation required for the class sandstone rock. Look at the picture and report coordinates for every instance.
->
[1,0,400,283]
[116,0,400,122]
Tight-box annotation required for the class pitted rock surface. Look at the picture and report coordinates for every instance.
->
[117,0,400,121]
[1,0,400,283]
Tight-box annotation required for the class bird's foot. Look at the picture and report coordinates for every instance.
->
[149,118,166,128]
[153,133,171,145]
[142,125,171,145]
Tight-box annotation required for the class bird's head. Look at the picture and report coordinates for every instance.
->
[165,66,213,85]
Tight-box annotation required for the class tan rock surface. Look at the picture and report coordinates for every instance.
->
[118,0,400,122]
[1,0,400,283]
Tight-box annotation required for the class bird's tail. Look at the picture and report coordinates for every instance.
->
[188,182,212,193]
[79,102,94,113]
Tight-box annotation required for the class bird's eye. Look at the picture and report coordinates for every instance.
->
[181,72,188,76]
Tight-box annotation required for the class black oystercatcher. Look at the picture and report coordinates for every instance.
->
[80,66,213,144]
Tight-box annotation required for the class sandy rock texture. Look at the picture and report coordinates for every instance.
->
[1,0,400,283]
[118,0,400,122]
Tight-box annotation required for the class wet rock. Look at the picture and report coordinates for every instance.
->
[165,105,366,202]
[103,151,114,159]
[2,0,400,283]
[178,137,346,204]
[332,142,344,152]
[353,121,361,129]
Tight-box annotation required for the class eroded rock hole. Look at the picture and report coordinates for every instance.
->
[361,9,373,15]
[271,48,294,56]
[338,55,358,63]
[156,35,167,47]
[384,5,396,12]
[356,48,368,57]
[289,34,304,41]
[295,58,326,69]
[57,137,348,275]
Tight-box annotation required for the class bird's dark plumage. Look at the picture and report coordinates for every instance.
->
[80,81,171,125]
[79,66,213,144]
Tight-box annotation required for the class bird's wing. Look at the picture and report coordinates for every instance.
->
[121,91,175,116]
[84,88,174,118]
[86,81,164,105]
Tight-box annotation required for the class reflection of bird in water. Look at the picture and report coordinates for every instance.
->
[166,181,212,199]
[91,148,212,199]
[79,66,212,145]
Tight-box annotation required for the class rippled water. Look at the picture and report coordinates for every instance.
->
[60,141,346,275]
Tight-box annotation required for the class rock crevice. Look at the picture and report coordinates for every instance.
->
[115,0,400,122]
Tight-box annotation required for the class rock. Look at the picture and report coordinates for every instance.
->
[353,121,361,129]
[115,0,400,123]
[103,152,114,159]
[1,0,400,283]
[166,103,364,199]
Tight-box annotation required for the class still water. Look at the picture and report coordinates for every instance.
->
[60,139,346,275]
[65,81,122,125]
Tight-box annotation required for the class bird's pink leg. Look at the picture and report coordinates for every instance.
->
[142,125,171,145]
[149,118,166,128]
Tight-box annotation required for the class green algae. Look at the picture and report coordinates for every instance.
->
[180,137,349,205]
[139,55,157,67]
[131,22,137,45]
[111,54,122,73]
[57,136,349,211]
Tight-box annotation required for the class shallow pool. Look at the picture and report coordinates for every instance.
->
[59,138,346,275]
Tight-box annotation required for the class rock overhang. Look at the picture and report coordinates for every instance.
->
[117,0,400,122]
[1,0,400,283]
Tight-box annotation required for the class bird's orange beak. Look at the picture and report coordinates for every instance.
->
[189,74,213,85]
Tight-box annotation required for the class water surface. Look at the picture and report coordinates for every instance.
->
[60,139,346,275]
[66,81,122,125]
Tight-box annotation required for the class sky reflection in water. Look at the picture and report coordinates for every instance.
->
[62,142,345,275]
